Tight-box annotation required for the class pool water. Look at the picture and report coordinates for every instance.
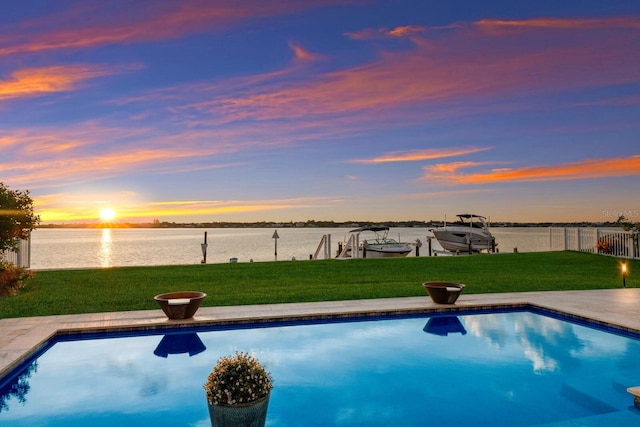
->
[2,309,640,426]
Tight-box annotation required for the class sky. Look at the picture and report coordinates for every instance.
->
[1,0,640,224]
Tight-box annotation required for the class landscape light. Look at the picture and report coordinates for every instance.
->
[622,263,627,288]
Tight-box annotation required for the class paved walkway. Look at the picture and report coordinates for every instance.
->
[2,288,640,379]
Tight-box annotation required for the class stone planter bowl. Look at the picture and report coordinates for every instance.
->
[422,282,465,304]
[154,291,207,319]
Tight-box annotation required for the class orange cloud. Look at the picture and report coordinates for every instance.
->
[7,146,236,189]
[142,197,333,216]
[424,155,640,185]
[426,161,491,174]
[387,25,428,37]
[350,147,491,164]
[345,25,427,40]
[0,125,205,186]
[0,65,115,100]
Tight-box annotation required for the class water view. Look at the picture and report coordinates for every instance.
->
[30,227,552,270]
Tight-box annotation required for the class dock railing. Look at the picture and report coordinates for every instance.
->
[1,238,31,268]
[549,227,639,259]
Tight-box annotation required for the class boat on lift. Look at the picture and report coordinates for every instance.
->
[430,214,496,253]
[337,226,413,258]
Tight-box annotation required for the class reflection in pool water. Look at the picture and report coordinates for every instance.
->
[153,332,207,358]
[2,310,640,426]
[423,316,467,336]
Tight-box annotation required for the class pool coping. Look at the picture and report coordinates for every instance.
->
[2,288,640,380]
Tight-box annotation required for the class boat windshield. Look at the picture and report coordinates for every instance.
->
[365,238,398,244]
[455,215,487,229]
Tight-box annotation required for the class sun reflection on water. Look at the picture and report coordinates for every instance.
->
[99,228,112,268]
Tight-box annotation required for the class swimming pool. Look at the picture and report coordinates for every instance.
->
[1,308,640,426]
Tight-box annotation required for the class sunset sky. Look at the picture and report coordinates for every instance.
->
[2,0,639,224]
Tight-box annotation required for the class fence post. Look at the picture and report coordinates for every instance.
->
[577,228,581,252]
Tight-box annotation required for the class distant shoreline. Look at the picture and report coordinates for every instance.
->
[37,220,623,229]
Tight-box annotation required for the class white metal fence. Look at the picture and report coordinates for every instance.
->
[549,227,639,259]
[1,238,31,268]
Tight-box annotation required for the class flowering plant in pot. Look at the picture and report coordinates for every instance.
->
[204,351,273,426]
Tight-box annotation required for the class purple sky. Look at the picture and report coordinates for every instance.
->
[2,0,639,224]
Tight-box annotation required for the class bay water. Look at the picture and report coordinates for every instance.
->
[30,227,551,270]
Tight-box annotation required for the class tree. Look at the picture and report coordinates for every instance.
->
[0,182,40,253]
[617,215,640,259]
[0,183,39,296]
[617,215,640,233]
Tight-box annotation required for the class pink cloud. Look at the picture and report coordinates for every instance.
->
[288,41,325,62]
[1,122,252,188]
[100,14,640,138]
[0,0,349,57]
[181,16,640,125]
[475,17,640,34]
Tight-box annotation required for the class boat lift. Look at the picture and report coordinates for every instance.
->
[311,233,362,259]
[336,233,359,258]
[312,234,332,260]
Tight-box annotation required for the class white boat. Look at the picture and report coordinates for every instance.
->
[337,226,413,258]
[430,214,496,253]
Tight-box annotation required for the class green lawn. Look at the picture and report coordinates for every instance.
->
[0,251,636,319]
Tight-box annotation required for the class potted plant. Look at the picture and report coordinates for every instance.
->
[204,351,273,427]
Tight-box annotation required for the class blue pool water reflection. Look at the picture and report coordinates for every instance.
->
[2,310,640,426]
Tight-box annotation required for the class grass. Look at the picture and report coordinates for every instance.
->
[0,251,636,319]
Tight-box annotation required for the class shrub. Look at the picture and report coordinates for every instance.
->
[596,239,613,254]
[0,261,33,297]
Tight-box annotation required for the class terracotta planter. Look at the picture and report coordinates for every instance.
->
[207,393,270,427]
[154,291,206,319]
[422,282,465,304]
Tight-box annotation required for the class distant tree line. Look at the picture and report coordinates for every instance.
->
[37,219,627,229]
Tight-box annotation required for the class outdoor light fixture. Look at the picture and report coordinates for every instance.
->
[622,263,627,288]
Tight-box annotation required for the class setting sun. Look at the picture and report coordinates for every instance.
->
[99,208,116,221]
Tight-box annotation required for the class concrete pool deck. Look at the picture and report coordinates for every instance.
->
[2,288,640,379]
